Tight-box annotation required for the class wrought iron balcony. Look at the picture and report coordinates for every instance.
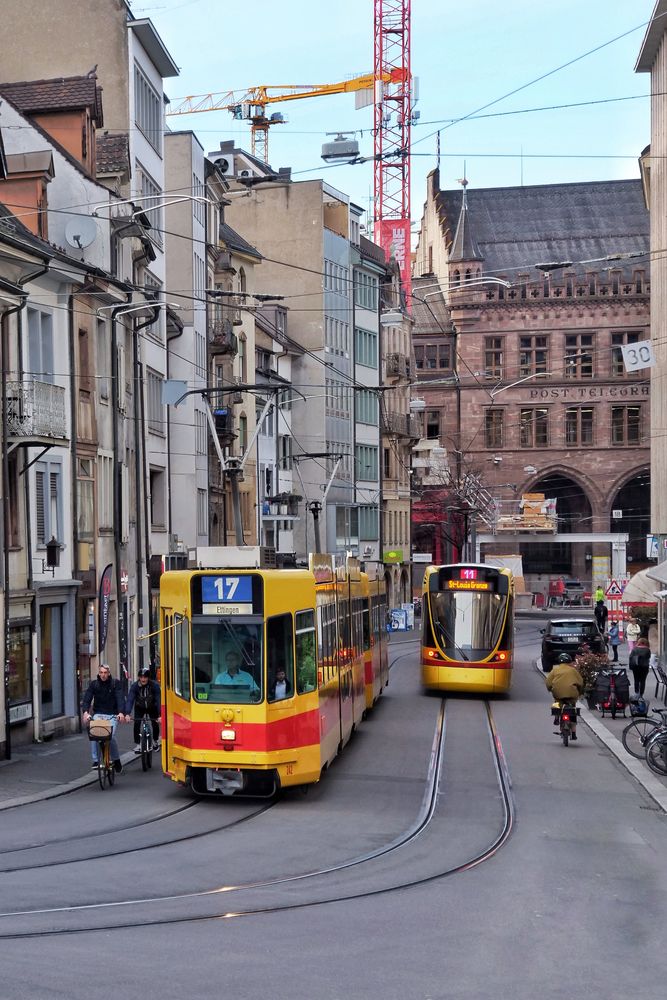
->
[6,380,67,444]
[209,319,239,356]
[382,410,421,439]
[386,353,411,379]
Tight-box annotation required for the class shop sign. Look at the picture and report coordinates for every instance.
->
[10,702,33,725]
[383,549,404,564]
[98,563,113,653]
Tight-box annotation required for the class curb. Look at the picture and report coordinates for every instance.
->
[0,749,138,813]
[533,659,667,813]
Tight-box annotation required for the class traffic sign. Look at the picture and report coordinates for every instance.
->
[605,579,623,597]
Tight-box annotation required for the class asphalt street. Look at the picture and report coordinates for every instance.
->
[1,622,666,999]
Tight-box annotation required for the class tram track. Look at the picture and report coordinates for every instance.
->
[0,640,413,875]
[0,696,514,939]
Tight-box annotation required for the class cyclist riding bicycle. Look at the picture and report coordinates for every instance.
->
[82,663,125,772]
[125,666,161,754]
[545,653,584,741]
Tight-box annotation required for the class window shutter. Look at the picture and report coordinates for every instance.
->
[35,470,45,544]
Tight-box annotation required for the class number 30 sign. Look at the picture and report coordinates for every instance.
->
[621,340,656,372]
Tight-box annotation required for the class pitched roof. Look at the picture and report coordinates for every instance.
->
[219,221,262,261]
[96,133,130,176]
[0,73,104,125]
[436,179,649,278]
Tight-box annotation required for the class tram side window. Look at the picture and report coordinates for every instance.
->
[295,610,317,694]
[174,615,190,701]
[267,614,295,702]
[362,603,370,649]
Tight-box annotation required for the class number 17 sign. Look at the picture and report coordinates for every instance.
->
[621,340,656,373]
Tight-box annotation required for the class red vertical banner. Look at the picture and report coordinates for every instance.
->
[377,218,411,300]
[98,564,113,654]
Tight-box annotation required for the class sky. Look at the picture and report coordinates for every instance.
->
[130,0,656,231]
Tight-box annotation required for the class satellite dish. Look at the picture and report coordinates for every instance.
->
[65,216,98,250]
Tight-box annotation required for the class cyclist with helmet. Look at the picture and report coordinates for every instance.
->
[545,653,584,741]
[125,667,161,753]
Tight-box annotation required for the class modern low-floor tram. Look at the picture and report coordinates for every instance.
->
[421,563,514,694]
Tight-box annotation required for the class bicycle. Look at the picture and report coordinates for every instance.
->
[88,718,116,790]
[622,707,667,760]
[644,715,667,776]
[138,712,155,772]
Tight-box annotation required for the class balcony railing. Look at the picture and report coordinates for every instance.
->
[382,411,421,439]
[209,319,239,356]
[386,353,411,379]
[6,380,67,441]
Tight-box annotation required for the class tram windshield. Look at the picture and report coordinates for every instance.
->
[191,620,263,703]
[429,590,507,661]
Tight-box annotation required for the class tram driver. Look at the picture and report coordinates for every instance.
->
[214,649,259,694]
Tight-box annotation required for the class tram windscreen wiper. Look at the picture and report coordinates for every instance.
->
[219,619,255,667]
[434,617,469,661]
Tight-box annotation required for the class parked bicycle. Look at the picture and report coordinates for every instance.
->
[88,718,117,790]
[621,707,667,775]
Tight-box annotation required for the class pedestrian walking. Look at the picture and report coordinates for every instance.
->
[594,600,608,633]
[607,621,620,663]
[629,638,651,696]
[625,616,640,654]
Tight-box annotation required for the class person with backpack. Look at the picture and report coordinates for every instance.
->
[82,663,125,772]
[629,638,651,696]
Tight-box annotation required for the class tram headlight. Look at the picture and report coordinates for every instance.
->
[221,728,236,741]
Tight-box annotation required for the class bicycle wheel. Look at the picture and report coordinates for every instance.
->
[561,729,569,747]
[97,752,107,790]
[622,718,660,758]
[646,735,667,776]
[107,755,116,787]
[141,738,149,772]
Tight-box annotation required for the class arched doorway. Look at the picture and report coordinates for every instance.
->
[610,471,650,569]
[520,473,593,580]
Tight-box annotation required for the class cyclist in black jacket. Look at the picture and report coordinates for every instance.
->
[125,667,161,753]
[82,664,125,772]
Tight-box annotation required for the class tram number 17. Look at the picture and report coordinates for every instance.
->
[213,576,240,600]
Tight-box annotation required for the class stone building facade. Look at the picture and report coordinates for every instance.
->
[413,171,650,597]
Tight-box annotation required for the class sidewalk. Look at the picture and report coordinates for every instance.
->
[0,722,138,812]
[535,659,667,812]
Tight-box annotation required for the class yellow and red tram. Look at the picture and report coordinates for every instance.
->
[421,563,514,694]
[160,549,387,796]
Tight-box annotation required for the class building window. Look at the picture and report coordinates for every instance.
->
[359,505,379,540]
[98,452,114,529]
[520,408,549,448]
[564,334,594,379]
[77,458,95,543]
[611,331,642,376]
[150,468,166,529]
[484,337,504,378]
[357,389,378,425]
[134,63,163,154]
[354,271,379,311]
[425,409,440,439]
[611,406,641,445]
[485,409,504,448]
[35,460,63,546]
[238,336,247,381]
[146,369,165,435]
[280,435,293,471]
[141,269,163,342]
[355,327,378,369]
[519,335,549,377]
[565,407,594,446]
[27,308,54,383]
[383,448,391,478]
[197,489,207,535]
[195,410,207,455]
[136,162,163,245]
[336,506,359,546]
[355,444,379,482]
[238,413,248,451]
